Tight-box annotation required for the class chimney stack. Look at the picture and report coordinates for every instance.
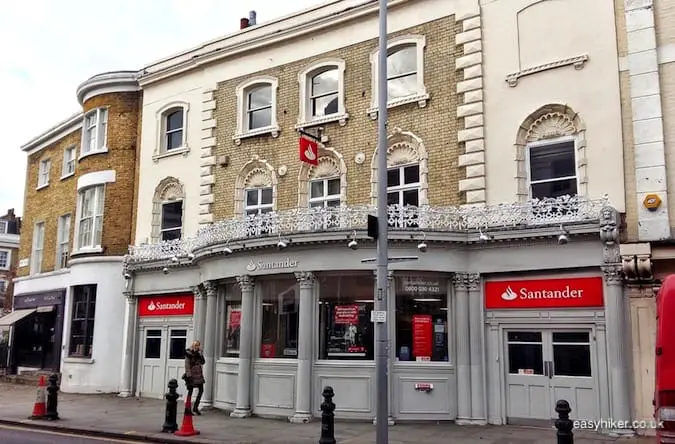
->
[240,17,249,29]
[248,10,257,26]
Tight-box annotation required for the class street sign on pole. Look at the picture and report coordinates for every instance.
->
[375,0,389,442]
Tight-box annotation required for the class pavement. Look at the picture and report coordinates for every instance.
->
[0,423,146,444]
[0,383,655,444]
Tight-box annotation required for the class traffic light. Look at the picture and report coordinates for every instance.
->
[367,215,378,239]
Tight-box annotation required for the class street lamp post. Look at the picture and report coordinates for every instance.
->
[375,0,389,443]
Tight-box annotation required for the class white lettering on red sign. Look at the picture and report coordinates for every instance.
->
[147,300,187,312]
[500,285,584,301]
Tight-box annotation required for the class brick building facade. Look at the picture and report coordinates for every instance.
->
[0,209,20,312]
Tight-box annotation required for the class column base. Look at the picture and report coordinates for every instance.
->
[372,416,395,426]
[469,419,487,426]
[455,418,473,426]
[198,402,213,411]
[606,428,636,437]
[230,408,252,418]
[117,391,133,398]
[289,413,313,424]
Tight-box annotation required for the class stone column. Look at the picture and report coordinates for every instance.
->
[231,275,255,418]
[602,265,633,432]
[453,273,471,423]
[201,281,218,408]
[191,285,206,345]
[118,291,137,398]
[467,273,486,424]
[290,272,316,423]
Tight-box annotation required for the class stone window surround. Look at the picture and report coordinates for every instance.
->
[37,158,51,190]
[370,127,429,206]
[297,146,348,208]
[514,103,587,202]
[0,248,10,270]
[61,145,77,180]
[80,107,109,161]
[524,136,578,200]
[368,34,430,119]
[234,156,278,217]
[233,76,281,145]
[153,101,190,162]
[151,177,186,243]
[296,58,349,129]
[72,170,116,256]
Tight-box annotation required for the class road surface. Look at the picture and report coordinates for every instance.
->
[0,424,145,444]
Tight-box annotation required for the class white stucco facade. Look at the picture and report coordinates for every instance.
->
[481,0,626,212]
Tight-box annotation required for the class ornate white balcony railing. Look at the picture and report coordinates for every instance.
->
[127,195,609,263]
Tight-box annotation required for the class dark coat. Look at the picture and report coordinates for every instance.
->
[184,348,205,386]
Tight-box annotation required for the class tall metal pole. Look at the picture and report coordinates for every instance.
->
[375,0,389,442]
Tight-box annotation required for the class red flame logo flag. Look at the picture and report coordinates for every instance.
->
[299,136,318,165]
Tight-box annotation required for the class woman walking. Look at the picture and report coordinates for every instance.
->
[184,340,206,415]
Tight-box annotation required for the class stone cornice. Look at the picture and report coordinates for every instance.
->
[76,71,140,105]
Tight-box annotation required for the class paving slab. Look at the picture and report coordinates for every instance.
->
[0,383,654,444]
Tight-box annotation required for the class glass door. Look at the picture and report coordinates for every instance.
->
[165,328,190,398]
[139,328,165,398]
[504,331,551,420]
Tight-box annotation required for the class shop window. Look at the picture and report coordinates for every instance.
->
[506,331,544,375]
[395,275,448,362]
[552,331,591,377]
[222,284,243,358]
[528,140,577,199]
[169,329,187,360]
[69,285,97,358]
[144,329,162,359]
[318,275,374,360]
[260,277,299,359]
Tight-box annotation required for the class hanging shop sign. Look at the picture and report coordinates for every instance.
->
[138,294,195,317]
[484,276,604,309]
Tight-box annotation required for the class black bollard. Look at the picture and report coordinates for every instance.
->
[319,386,336,444]
[555,399,574,444]
[162,379,180,433]
[45,374,60,421]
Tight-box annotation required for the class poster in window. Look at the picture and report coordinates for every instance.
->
[327,304,368,357]
[412,314,432,360]
[334,305,359,325]
[261,343,276,358]
[226,306,241,355]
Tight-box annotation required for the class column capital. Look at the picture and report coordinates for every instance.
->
[294,271,315,288]
[191,285,205,300]
[236,275,255,292]
[465,273,480,291]
[453,273,467,290]
[203,280,218,297]
[602,265,623,285]
[123,291,135,303]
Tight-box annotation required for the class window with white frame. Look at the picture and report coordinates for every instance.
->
[310,69,339,118]
[0,220,7,234]
[38,159,51,188]
[81,108,108,156]
[62,146,76,177]
[31,222,45,275]
[527,140,577,199]
[369,36,428,117]
[160,200,183,241]
[0,249,9,269]
[387,164,420,228]
[163,108,185,151]
[298,60,348,127]
[56,214,71,269]
[245,187,273,215]
[0,280,6,293]
[309,178,340,209]
[76,185,105,251]
[247,85,273,130]
[234,77,280,143]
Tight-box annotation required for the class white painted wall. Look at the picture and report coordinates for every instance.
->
[481,0,626,211]
[60,257,126,394]
[134,0,464,243]
[13,269,70,295]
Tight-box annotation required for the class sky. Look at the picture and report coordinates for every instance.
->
[0,0,327,217]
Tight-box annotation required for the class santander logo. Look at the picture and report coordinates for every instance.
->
[304,146,317,161]
[147,300,186,311]
[486,277,604,309]
[501,286,517,301]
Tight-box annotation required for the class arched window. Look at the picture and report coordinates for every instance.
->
[164,108,185,151]
[151,177,185,243]
[297,59,348,128]
[514,104,586,201]
[234,157,278,235]
[234,77,280,144]
[154,102,189,161]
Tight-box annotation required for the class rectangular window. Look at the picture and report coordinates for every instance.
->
[144,329,162,359]
[387,164,419,228]
[506,331,544,375]
[62,146,76,177]
[160,201,183,241]
[31,222,45,275]
[245,187,273,236]
[69,284,97,358]
[38,159,50,187]
[164,109,184,151]
[0,280,6,293]
[387,45,418,100]
[168,329,187,360]
[247,85,272,130]
[82,108,108,155]
[0,220,6,234]
[77,185,105,250]
[309,178,341,229]
[318,275,374,360]
[395,275,448,362]
[0,250,8,269]
[56,214,71,269]
[528,141,577,199]
[260,278,299,359]
[222,284,242,358]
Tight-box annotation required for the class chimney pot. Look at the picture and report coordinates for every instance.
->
[248,10,257,26]
[240,17,249,29]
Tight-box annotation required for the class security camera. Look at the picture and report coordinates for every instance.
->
[187,253,195,260]
[277,240,288,250]
[171,256,179,263]
[223,246,233,255]
[162,267,169,274]
[348,239,359,250]
[123,272,131,280]
[558,233,569,245]
[478,231,491,243]
[417,241,428,253]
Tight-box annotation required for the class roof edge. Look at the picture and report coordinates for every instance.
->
[75,70,140,105]
[20,112,84,154]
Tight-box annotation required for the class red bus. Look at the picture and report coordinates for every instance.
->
[656,275,675,442]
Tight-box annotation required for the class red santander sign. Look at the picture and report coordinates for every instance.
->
[485,277,604,309]
[138,294,194,317]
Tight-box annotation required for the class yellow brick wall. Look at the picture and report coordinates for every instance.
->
[18,91,140,277]
[655,0,675,47]
[212,17,459,219]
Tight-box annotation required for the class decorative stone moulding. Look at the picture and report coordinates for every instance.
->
[126,195,609,263]
[354,152,366,165]
[367,93,430,120]
[505,54,589,87]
